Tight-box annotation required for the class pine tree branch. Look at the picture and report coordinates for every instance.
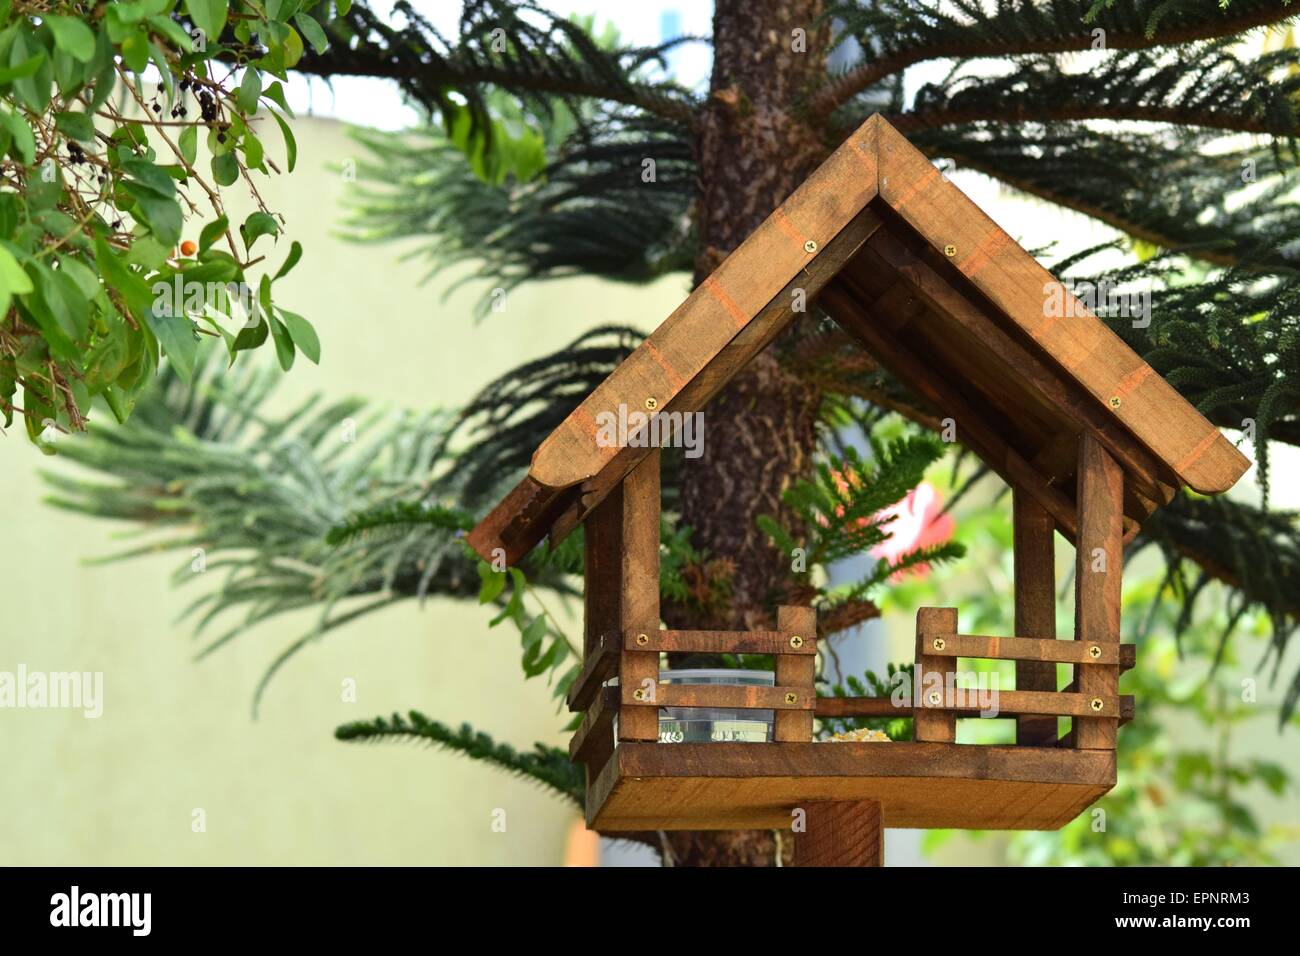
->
[892,104,1294,137]
[810,0,1300,120]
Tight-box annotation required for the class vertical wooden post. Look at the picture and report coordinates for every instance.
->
[583,485,623,662]
[794,801,883,867]
[1013,491,1058,746]
[1074,433,1122,750]
[774,605,816,742]
[914,606,957,743]
[618,451,661,741]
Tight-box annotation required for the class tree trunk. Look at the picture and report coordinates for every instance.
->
[663,0,831,867]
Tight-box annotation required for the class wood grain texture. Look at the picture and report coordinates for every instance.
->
[626,683,814,710]
[569,687,617,765]
[622,628,816,655]
[931,633,1127,666]
[618,452,661,741]
[873,116,1248,495]
[794,801,882,867]
[1074,434,1123,750]
[775,605,817,742]
[816,694,1135,724]
[587,742,1116,831]
[914,606,958,742]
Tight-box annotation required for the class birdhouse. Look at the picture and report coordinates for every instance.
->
[467,115,1250,866]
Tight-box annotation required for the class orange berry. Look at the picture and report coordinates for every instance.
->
[180,240,197,256]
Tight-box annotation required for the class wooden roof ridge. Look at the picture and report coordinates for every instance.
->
[468,114,1250,564]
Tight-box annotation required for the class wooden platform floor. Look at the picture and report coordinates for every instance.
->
[588,742,1115,831]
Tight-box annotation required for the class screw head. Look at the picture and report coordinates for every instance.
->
[944,244,957,257]
[633,688,647,701]
[927,690,942,706]
[1109,396,1122,409]
[789,634,804,649]
[804,239,818,253]
[644,396,658,411]
[1090,697,1104,712]
[636,633,649,646]
[784,692,799,705]
[1088,644,1102,659]
[932,637,946,651]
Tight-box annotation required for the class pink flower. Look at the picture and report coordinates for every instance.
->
[868,480,954,580]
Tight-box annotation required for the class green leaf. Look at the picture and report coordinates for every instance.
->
[0,53,44,84]
[0,108,34,164]
[336,0,352,15]
[269,314,295,370]
[239,211,278,252]
[211,151,239,186]
[54,110,96,143]
[122,158,176,197]
[268,108,296,172]
[281,26,303,68]
[237,66,261,115]
[178,124,197,165]
[0,243,33,317]
[277,308,319,363]
[184,0,227,42]
[273,240,302,279]
[145,310,198,384]
[199,215,228,252]
[124,183,182,246]
[478,563,507,604]
[261,80,294,116]
[293,13,329,54]
[45,16,96,62]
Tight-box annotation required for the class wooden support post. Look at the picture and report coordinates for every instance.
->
[1013,490,1058,746]
[1074,434,1123,750]
[794,801,883,867]
[774,605,817,742]
[618,451,661,741]
[914,607,957,743]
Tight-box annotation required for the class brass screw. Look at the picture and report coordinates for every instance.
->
[645,396,658,411]
[789,635,804,649]
[784,692,799,705]
[804,239,818,253]
[933,637,946,651]
[636,633,649,646]
[1109,396,1122,409]
[1088,644,1102,660]
[1090,697,1105,712]
[944,244,957,257]
[927,690,942,706]
[633,688,647,701]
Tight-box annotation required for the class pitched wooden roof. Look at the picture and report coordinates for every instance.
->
[469,114,1250,564]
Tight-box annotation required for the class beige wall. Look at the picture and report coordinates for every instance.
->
[0,115,692,865]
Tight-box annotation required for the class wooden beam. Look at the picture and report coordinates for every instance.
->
[618,452,661,741]
[794,801,883,867]
[923,688,1121,719]
[569,687,617,765]
[622,628,815,655]
[914,606,958,742]
[624,684,814,711]
[928,633,1131,667]
[1074,433,1124,750]
[815,697,906,718]
[775,606,817,742]
[1013,491,1060,746]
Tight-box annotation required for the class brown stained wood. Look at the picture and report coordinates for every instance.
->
[531,119,881,493]
[873,117,1248,496]
[914,607,958,742]
[547,207,886,547]
[625,683,815,711]
[931,633,1127,667]
[566,486,627,712]
[794,801,883,867]
[623,628,816,655]
[569,687,617,765]
[566,647,618,714]
[815,697,907,718]
[587,742,1116,831]
[822,279,1083,543]
[618,452,662,741]
[924,688,1120,719]
[776,605,817,742]
[1075,434,1124,750]
[864,230,1178,511]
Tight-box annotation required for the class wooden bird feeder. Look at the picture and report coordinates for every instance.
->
[468,115,1250,866]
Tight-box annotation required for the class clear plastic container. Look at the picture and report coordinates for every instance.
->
[656,669,775,743]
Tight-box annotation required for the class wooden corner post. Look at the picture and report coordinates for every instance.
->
[794,800,883,867]
[618,451,661,741]
[775,605,817,742]
[1074,433,1122,750]
[1013,491,1058,746]
[914,606,958,742]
